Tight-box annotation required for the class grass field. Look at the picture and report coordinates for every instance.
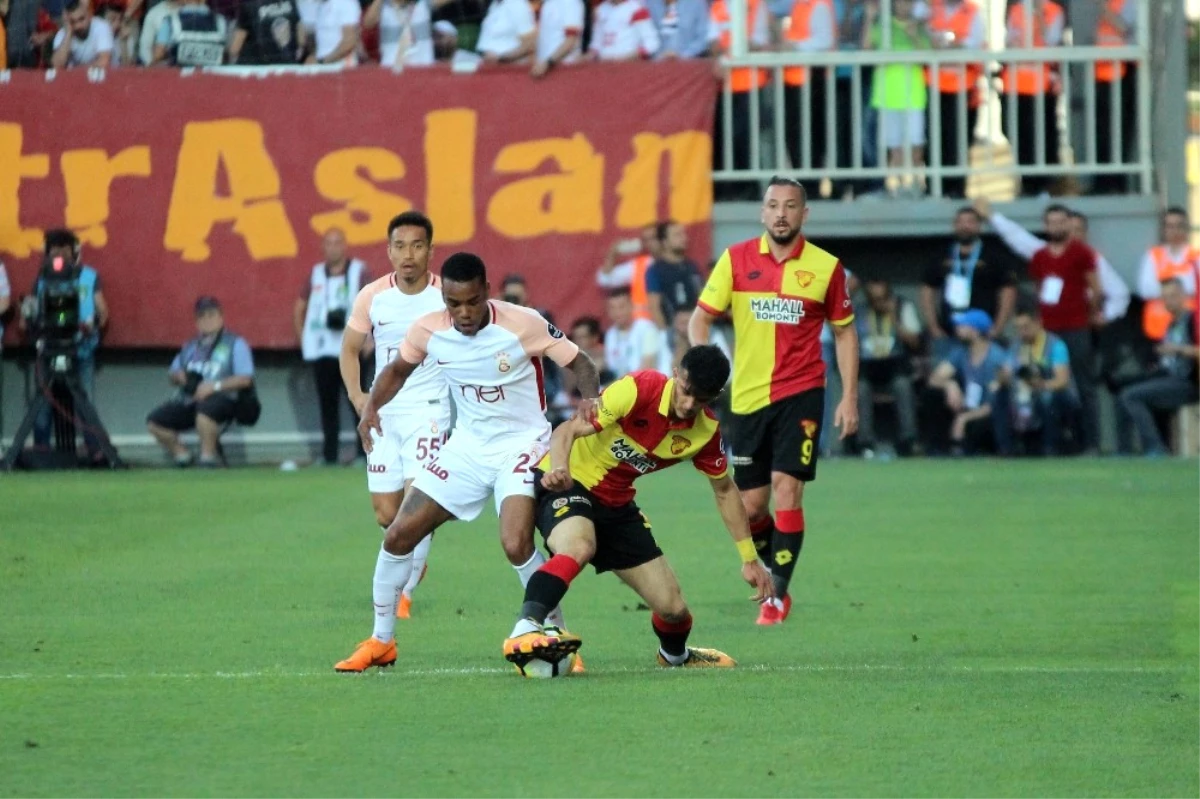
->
[2,459,1198,797]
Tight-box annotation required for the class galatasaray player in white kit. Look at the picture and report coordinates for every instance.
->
[339,212,449,619]
[335,252,601,672]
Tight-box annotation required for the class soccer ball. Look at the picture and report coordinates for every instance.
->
[512,626,578,679]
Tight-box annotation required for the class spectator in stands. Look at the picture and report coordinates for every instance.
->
[140,0,178,64]
[152,0,228,66]
[52,0,114,68]
[589,0,659,59]
[430,0,486,52]
[708,0,770,201]
[920,205,1018,360]
[230,0,305,64]
[595,224,661,323]
[0,260,10,351]
[1000,0,1064,197]
[570,316,610,381]
[644,0,707,59]
[295,228,368,466]
[1137,207,1198,342]
[926,0,984,199]
[1118,279,1200,457]
[603,288,661,378]
[830,0,885,200]
[1069,211,1129,325]
[497,272,567,417]
[862,0,931,196]
[147,297,258,468]
[1002,303,1078,455]
[661,303,730,374]
[98,3,138,66]
[781,0,834,199]
[646,220,703,329]
[530,0,582,76]
[854,277,920,457]
[977,197,1103,453]
[364,0,434,68]
[431,19,481,65]
[1091,0,1137,194]
[925,308,1011,455]
[475,0,534,63]
[304,0,362,65]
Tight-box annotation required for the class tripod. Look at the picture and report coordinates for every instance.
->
[1,349,124,471]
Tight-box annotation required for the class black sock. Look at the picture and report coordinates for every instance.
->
[652,612,693,657]
[751,516,775,557]
[518,571,570,625]
[770,531,805,598]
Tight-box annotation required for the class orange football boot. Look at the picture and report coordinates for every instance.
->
[657,647,736,668]
[334,638,397,672]
[396,594,413,619]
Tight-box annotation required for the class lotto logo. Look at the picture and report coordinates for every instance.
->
[774,550,793,566]
[368,464,387,473]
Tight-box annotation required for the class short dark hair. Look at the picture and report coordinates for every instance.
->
[1164,206,1189,222]
[571,316,602,337]
[44,228,79,254]
[64,0,86,13]
[680,345,730,398]
[606,288,632,301]
[1068,210,1089,231]
[441,252,487,286]
[500,273,526,289]
[1044,203,1072,218]
[96,2,122,14]
[955,205,982,222]
[387,211,433,243]
[766,175,807,205]
[656,220,676,242]
[1161,277,1185,292]
[1014,298,1041,319]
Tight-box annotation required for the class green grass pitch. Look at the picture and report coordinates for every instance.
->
[2,459,1197,797]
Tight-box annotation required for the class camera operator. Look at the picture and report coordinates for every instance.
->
[21,229,109,461]
[1002,304,1079,456]
[295,228,368,466]
[146,297,258,467]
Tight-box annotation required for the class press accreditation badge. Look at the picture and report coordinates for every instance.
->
[1039,275,1065,306]
[965,382,984,410]
[944,274,972,310]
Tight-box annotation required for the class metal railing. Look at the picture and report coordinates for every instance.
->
[715,0,1153,198]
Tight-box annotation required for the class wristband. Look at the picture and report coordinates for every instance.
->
[214,380,223,392]
[735,537,758,564]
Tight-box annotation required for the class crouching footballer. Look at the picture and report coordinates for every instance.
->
[503,345,775,670]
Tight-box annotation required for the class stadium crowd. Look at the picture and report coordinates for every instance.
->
[2,0,1141,199]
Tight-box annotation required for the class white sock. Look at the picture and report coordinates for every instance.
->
[402,534,433,598]
[371,545,412,643]
[509,617,542,638]
[513,550,569,631]
[659,647,689,666]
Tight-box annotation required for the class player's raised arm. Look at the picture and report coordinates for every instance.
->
[709,473,775,602]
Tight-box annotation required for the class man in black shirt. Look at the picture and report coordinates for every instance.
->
[645,220,703,330]
[229,0,305,64]
[920,206,1019,360]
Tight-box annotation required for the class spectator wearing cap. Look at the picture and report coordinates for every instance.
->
[588,0,659,60]
[431,19,481,65]
[530,0,582,76]
[924,308,1012,455]
[475,0,535,64]
[146,297,258,468]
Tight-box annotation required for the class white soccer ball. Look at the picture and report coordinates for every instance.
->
[514,651,577,679]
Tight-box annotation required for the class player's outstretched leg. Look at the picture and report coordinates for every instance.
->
[335,489,452,672]
[502,515,593,668]
[614,556,735,668]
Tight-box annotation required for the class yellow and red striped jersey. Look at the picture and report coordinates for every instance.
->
[538,371,729,507]
[698,235,854,415]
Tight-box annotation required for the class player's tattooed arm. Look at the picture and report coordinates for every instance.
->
[566,350,601,422]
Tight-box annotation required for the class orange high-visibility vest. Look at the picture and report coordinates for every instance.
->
[1002,0,1063,95]
[710,0,769,93]
[782,0,831,87]
[1095,0,1128,82]
[1143,245,1200,340]
[927,0,982,99]
[628,254,655,321]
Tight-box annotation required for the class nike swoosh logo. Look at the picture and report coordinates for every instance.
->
[378,321,395,326]
[437,360,450,365]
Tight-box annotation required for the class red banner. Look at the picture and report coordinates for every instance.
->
[0,62,715,348]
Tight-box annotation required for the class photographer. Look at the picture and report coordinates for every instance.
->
[1002,304,1079,456]
[24,229,109,460]
[147,297,258,467]
[295,228,368,466]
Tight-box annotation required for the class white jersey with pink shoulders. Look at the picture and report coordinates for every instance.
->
[348,272,448,415]
[399,301,580,447]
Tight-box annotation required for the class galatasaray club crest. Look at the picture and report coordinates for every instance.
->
[495,351,511,373]
[670,435,690,455]
[430,420,440,436]
[800,419,819,439]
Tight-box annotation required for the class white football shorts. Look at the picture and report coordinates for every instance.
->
[410,431,551,522]
[366,400,453,494]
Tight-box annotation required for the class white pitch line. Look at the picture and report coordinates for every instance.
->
[0,663,1189,682]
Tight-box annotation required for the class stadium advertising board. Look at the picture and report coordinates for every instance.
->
[0,62,715,348]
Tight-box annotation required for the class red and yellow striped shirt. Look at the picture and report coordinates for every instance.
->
[539,371,729,507]
[698,235,854,415]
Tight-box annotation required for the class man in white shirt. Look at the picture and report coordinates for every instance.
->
[1068,211,1129,325]
[305,0,361,64]
[531,0,583,76]
[604,288,662,377]
[590,0,659,60]
[1136,207,1198,341]
[52,0,114,68]
[475,0,535,63]
[334,251,601,673]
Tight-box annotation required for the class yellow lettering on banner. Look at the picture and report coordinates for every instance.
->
[163,120,297,261]
[615,132,712,229]
[310,148,410,244]
[61,147,152,248]
[424,109,476,244]
[486,134,603,239]
[0,124,52,258]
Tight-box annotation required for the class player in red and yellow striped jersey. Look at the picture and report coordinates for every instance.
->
[501,346,775,671]
[689,176,860,626]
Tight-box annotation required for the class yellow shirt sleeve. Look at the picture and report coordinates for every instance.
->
[697,249,734,315]
[592,375,638,431]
